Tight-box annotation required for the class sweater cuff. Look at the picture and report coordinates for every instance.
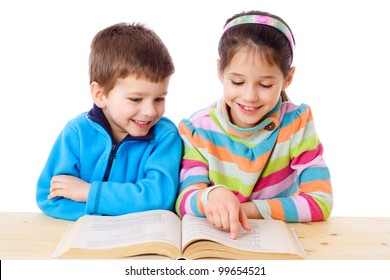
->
[253,199,272,220]
[200,184,229,207]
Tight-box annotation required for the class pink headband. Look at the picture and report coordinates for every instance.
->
[221,15,295,57]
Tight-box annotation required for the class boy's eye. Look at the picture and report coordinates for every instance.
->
[155,97,166,102]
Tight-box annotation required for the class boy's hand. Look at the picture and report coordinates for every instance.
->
[48,175,90,202]
[204,187,252,239]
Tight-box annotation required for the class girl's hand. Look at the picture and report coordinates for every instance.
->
[48,175,90,202]
[205,187,252,239]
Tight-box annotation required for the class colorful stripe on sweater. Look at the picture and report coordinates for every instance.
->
[175,98,333,222]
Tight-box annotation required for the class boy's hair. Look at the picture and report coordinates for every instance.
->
[89,22,175,94]
[218,10,294,78]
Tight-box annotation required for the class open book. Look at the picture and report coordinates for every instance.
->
[52,209,307,260]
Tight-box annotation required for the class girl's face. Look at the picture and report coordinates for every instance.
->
[92,75,169,143]
[218,48,294,129]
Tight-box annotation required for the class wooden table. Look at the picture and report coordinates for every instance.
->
[1,212,389,259]
[293,217,390,259]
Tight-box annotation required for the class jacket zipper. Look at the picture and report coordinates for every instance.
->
[102,143,118,182]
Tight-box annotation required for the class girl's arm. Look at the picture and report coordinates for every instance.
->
[175,120,212,218]
[252,105,333,222]
[175,127,251,238]
[253,145,333,222]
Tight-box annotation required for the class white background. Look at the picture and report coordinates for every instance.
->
[0,0,389,218]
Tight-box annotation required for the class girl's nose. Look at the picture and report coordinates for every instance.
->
[242,86,258,102]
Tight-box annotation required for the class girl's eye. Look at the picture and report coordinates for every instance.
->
[231,80,244,86]
[129,98,142,102]
[260,84,273,89]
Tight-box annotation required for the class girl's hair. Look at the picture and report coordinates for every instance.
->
[89,23,175,94]
[218,10,294,78]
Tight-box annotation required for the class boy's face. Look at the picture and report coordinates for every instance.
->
[99,75,170,142]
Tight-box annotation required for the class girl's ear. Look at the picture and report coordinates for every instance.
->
[90,81,106,108]
[283,66,296,90]
[217,59,223,83]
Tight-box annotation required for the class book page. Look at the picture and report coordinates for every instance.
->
[182,215,294,254]
[63,210,182,250]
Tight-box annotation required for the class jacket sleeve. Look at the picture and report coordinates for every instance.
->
[86,127,182,216]
[253,105,333,222]
[36,124,87,221]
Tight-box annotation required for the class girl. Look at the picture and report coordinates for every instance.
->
[176,10,333,239]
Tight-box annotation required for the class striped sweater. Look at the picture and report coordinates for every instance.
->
[175,98,333,222]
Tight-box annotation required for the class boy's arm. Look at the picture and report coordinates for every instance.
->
[36,125,87,221]
[48,175,91,202]
[86,129,182,216]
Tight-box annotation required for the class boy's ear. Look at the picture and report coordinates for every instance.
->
[217,59,223,83]
[283,66,296,90]
[90,81,106,108]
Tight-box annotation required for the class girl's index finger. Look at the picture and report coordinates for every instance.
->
[229,210,240,239]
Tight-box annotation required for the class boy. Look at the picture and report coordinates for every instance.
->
[36,22,182,220]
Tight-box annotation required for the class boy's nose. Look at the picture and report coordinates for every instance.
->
[141,103,157,117]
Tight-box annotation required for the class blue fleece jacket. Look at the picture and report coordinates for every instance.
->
[36,105,182,220]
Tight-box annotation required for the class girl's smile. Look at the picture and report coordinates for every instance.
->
[237,102,261,113]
